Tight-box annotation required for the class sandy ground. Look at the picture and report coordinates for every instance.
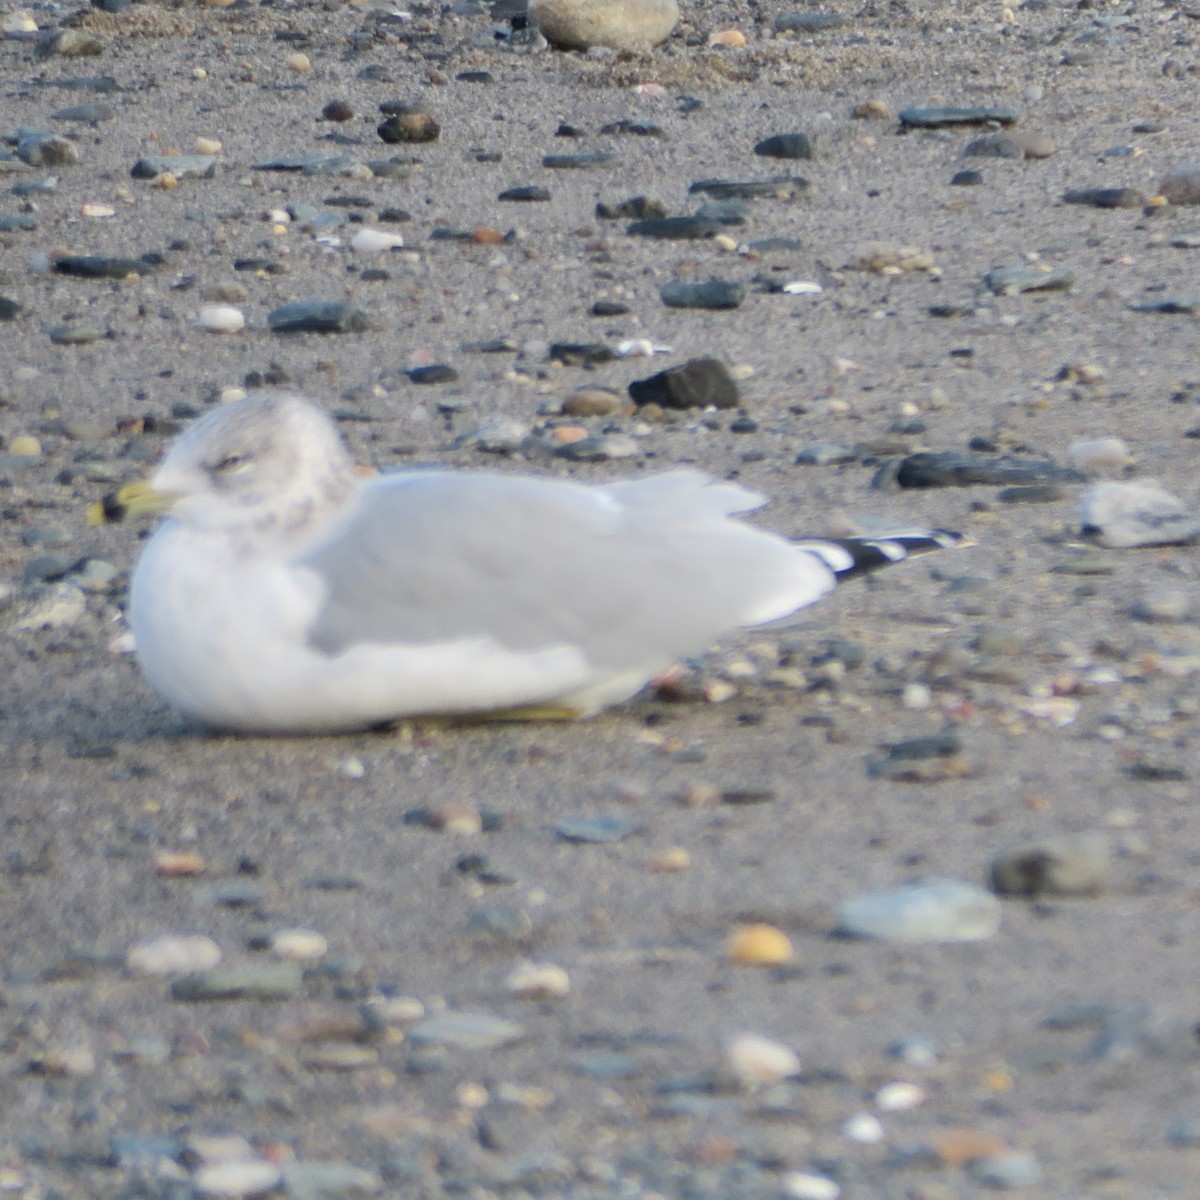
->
[2,0,1200,1195]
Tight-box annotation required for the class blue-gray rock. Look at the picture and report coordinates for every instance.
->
[1062,186,1144,208]
[16,132,78,167]
[54,254,154,279]
[899,106,1020,127]
[51,102,115,122]
[754,132,814,160]
[170,961,303,1001]
[131,154,215,180]
[774,11,850,32]
[983,265,1076,294]
[542,151,618,169]
[626,215,720,240]
[0,214,39,232]
[1130,295,1200,314]
[251,154,356,175]
[690,176,810,200]
[887,451,1085,488]
[498,185,551,201]
[407,1011,524,1050]
[969,1152,1043,1188]
[660,279,743,309]
[268,300,371,334]
[556,815,643,843]
[836,880,1002,942]
[629,358,739,409]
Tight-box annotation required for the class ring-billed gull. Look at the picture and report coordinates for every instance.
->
[99,393,960,733]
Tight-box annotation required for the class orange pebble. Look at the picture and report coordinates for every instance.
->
[728,923,793,966]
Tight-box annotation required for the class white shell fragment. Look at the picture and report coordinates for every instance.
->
[197,304,245,334]
[351,228,405,253]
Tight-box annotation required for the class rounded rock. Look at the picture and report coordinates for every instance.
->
[726,1032,800,1085]
[529,0,679,51]
[728,923,793,966]
[197,304,245,334]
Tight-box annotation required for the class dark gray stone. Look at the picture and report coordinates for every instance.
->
[629,358,739,409]
[268,300,371,334]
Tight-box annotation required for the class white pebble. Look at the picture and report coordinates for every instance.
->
[197,304,245,334]
[195,136,222,155]
[351,228,405,254]
[127,933,222,977]
[782,280,823,294]
[1067,436,1130,476]
[782,1172,840,1200]
[726,1032,801,1086]
[269,928,328,962]
[841,1111,885,1143]
[875,1080,925,1111]
[505,961,571,1000]
[192,1160,283,1199]
[902,682,932,709]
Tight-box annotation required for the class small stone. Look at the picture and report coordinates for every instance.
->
[728,923,793,966]
[270,928,328,962]
[351,228,405,253]
[1080,481,1200,548]
[197,304,244,334]
[889,450,1084,489]
[708,29,746,47]
[1130,584,1192,622]
[689,176,810,201]
[287,51,311,72]
[963,131,1053,159]
[529,0,679,51]
[127,934,222,977]
[837,880,1001,942]
[9,435,41,457]
[1166,1117,1200,1147]
[754,132,814,160]
[194,136,221,155]
[36,29,104,57]
[951,169,984,186]
[990,832,1109,898]
[1066,437,1130,476]
[726,1032,800,1085]
[1159,163,1200,205]
[899,105,1019,128]
[281,1162,384,1199]
[408,1011,524,1050]
[268,300,370,334]
[130,154,216,181]
[377,109,440,144]
[627,215,720,240]
[11,582,86,631]
[841,1112,885,1143]
[647,847,690,872]
[629,358,739,409]
[322,99,354,122]
[542,151,618,169]
[192,1160,283,1199]
[596,194,668,220]
[969,1151,1043,1188]
[556,815,643,843]
[409,364,458,385]
[505,962,571,1000]
[54,254,150,279]
[170,961,303,1001]
[560,387,630,417]
[156,850,206,876]
[17,132,78,167]
[782,1172,840,1200]
[932,1129,1012,1166]
[775,11,850,33]
[498,185,551,202]
[847,243,934,274]
[660,279,743,309]
[1062,186,1144,209]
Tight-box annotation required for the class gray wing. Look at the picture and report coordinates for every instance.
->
[300,469,834,669]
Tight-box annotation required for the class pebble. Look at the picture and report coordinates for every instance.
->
[407,1011,525,1050]
[983,264,1076,294]
[1080,481,1200,547]
[1130,295,1200,315]
[35,29,104,58]
[875,1081,926,1111]
[454,416,529,453]
[498,185,551,202]
[54,254,151,279]
[10,582,86,631]
[781,1172,840,1200]
[660,279,744,309]
[130,154,216,181]
[629,358,739,409]
[627,215,720,240]
[542,151,618,169]
[1131,583,1192,622]
[1159,162,1200,205]
[170,961,303,1001]
[962,131,1054,159]
[351,228,405,253]
[899,105,1019,127]
[725,1032,800,1085]
[596,194,668,219]
[505,962,571,1000]
[689,175,810,201]
[1062,186,1144,208]
[560,387,630,417]
[836,880,1002,942]
[1066,436,1129,475]
[969,1151,1043,1188]
[281,1162,384,1199]
[847,243,934,274]
[556,814,643,843]
[888,450,1084,489]
[990,831,1110,898]
[1166,1117,1200,1147]
[728,923,793,966]
[16,131,78,167]
[754,132,814,160]
[528,0,678,50]
[198,304,245,334]
[126,933,222,976]
[841,1112,885,1143]
[775,11,849,33]
[270,928,328,961]
[192,1160,283,1199]
[268,300,370,334]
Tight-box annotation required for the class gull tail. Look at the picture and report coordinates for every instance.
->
[793,529,967,583]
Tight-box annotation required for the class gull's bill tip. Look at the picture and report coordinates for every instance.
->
[87,480,178,526]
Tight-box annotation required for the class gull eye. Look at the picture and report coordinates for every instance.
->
[212,453,252,476]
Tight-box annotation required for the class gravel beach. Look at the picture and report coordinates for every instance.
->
[3,0,1200,1195]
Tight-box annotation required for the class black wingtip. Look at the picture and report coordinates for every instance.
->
[794,529,967,581]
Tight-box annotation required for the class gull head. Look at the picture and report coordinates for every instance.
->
[144,393,358,538]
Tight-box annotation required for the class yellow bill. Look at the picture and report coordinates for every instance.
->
[87,480,177,526]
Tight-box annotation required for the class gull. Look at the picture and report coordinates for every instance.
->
[98,392,961,734]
